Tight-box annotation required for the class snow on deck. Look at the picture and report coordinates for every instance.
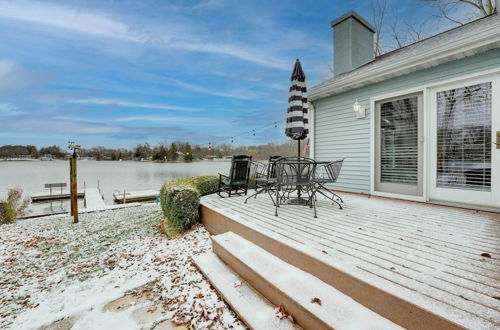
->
[201,192,500,328]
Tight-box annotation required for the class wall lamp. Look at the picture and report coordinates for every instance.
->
[353,100,366,119]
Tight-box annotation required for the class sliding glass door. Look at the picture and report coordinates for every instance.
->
[429,76,499,208]
[375,93,423,196]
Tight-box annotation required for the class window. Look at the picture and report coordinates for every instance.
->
[380,96,419,185]
[436,82,492,191]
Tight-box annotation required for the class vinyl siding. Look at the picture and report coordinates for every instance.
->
[312,47,500,193]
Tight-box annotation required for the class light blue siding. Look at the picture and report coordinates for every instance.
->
[312,48,500,193]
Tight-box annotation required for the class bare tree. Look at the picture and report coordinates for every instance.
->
[371,0,428,55]
[423,0,497,25]
[371,0,388,56]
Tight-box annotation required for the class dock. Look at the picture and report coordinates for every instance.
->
[82,188,106,212]
[31,189,85,202]
[113,190,159,204]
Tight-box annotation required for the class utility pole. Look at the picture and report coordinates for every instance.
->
[68,141,80,223]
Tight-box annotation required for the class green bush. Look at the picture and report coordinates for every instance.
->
[159,176,218,232]
[0,188,29,224]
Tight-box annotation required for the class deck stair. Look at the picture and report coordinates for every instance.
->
[207,231,402,330]
[193,252,298,330]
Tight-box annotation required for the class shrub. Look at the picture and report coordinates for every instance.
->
[159,176,218,232]
[0,188,29,224]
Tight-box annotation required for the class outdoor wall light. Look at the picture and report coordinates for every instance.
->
[353,100,366,119]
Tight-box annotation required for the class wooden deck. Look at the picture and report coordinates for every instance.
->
[200,192,500,329]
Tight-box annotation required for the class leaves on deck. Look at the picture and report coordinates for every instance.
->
[311,297,322,306]
[481,253,492,258]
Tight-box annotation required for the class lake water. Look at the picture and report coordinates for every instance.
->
[0,160,230,217]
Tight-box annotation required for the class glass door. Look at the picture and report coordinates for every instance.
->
[375,93,423,196]
[429,76,500,208]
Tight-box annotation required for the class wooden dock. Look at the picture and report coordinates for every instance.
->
[83,188,106,212]
[113,190,159,204]
[31,190,84,202]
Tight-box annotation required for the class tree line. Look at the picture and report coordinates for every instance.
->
[0,141,306,161]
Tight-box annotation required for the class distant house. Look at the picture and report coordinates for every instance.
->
[40,154,54,161]
[309,10,500,211]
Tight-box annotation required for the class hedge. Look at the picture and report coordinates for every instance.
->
[159,176,219,232]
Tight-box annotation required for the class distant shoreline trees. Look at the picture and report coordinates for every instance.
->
[0,140,306,161]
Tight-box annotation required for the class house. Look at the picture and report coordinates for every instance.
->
[309,10,500,211]
[196,9,500,330]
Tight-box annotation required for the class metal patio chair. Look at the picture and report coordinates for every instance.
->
[274,157,317,218]
[245,155,281,205]
[217,155,252,198]
[313,158,344,209]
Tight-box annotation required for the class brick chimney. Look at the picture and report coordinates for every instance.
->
[331,11,376,76]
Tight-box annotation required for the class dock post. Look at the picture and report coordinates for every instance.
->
[83,181,86,208]
[69,148,79,223]
[123,190,126,204]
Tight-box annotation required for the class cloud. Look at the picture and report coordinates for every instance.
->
[0,1,289,70]
[67,98,203,112]
[0,1,144,43]
[0,115,197,140]
[0,58,49,96]
[0,102,16,113]
[162,78,263,100]
[113,115,227,126]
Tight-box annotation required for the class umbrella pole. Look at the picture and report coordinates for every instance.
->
[298,139,301,160]
[297,139,301,198]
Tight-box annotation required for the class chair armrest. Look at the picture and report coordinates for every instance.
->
[218,173,229,178]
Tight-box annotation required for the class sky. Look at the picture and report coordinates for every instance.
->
[0,0,473,149]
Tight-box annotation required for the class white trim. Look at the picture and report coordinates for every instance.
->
[428,72,500,209]
[309,103,315,159]
[310,14,500,101]
[370,89,426,201]
[370,191,426,203]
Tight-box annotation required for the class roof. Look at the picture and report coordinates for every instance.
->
[309,13,500,101]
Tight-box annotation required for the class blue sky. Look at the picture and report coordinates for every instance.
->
[0,0,472,148]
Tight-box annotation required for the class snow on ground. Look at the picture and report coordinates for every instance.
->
[0,205,246,329]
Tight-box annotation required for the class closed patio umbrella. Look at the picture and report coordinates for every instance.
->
[285,59,310,204]
[285,59,309,159]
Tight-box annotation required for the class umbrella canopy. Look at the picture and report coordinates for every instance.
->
[285,59,309,141]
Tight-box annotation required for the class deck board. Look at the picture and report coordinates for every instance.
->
[201,192,500,328]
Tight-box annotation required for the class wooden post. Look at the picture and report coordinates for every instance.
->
[70,150,78,223]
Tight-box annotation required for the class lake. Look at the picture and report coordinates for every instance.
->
[0,160,230,217]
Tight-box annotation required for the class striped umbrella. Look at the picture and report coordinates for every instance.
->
[285,59,309,159]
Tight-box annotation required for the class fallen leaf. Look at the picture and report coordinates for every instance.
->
[481,253,492,258]
[311,297,322,306]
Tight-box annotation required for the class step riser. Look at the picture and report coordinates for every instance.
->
[213,239,332,330]
[202,205,463,330]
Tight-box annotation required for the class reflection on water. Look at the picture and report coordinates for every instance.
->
[0,160,230,216]
[30,199,86,217]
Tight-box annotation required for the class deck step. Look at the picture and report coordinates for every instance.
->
[193,252,298,330]
[212,232,402,330]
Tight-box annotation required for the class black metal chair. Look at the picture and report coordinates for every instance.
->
[274,157,317,218]
[218,155,252,198]
[245,155,281,205]
[313,158,344,209]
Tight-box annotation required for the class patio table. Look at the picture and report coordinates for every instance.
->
[274,157,317,217]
